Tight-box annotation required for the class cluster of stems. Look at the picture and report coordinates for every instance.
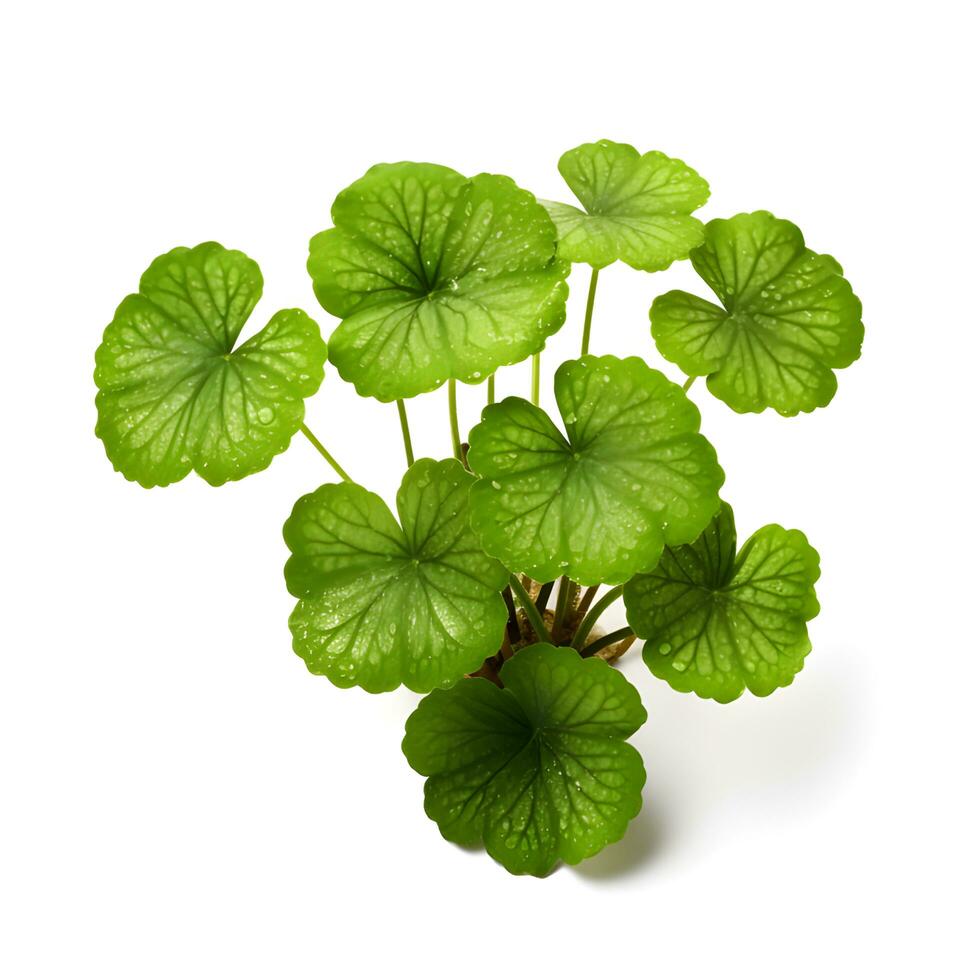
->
[297,269,646,682]
[470,576,634,687]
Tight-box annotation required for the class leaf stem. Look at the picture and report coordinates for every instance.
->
[682,375,696,392]
[299,423,352,482]
[535,579,555,613]
[396,399,414,467]
[552,576,573,642]
[601,632,638,663]
[570,584,624,650]
[581,267,600,355]
[448,379,462,461]
[531,353,541,406]
[508,574,550,643]
[576,585,599,620]
[502,585,520,642]
[487,373,495,405]
[580,627,635,660]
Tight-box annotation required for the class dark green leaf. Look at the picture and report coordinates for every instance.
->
[403,643,647,876]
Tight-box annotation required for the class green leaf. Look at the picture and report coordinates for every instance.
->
[650,211,864,415]
[402,643,647,876]
[284,458,508,693]
[308,162,569,402]
[467,355,725,585]
[94,242,327,487]
[539,139,709,272]
[623,502,821,702]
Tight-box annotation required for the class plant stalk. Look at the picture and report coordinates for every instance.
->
[600,632,638,663]
[580,627,635,660]
[552,576,572,641]
[448,379,463,461]
[576,585,600,621]
[396,399,414,467]
[299,423,352,482]
[570,584,624,650]
[581,267,600,355]
[531,353,541,406]
[487,373,495,405]
[683,375,696,392]
[508,574,550,643]
[502,585,520,642]
[535,579,555,613]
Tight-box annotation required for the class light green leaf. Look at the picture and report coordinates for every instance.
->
[539,139,709,272]
[308,162,569,401]
[94,242,327,487]
[284,458,508,693]
[650,211,864,415]
[467,355,724,585]
[402,643,647,876]
[624,502,821,702]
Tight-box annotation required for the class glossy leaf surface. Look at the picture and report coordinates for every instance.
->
[309,163,569,401]
[468,355,724,585]
[624,503,821,702]
[403,644,647,876]
[650,211,863,415]
[540,139,709,271]
[95,243,326,487]
[284,458,508,693]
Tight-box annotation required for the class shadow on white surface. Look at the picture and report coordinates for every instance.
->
[576,646,864,881]
[573,794,671,882]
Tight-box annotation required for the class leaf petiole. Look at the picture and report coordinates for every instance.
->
[601,632,638,663]
[580,626,635,660]
[487,373,495,405]
[448,379,463,461]
[535,579,555,613]
[576,584,599,620]
[299,423,352,482]
[570,584,624,649]
[682,375,696,392]
[552,576,573,641]
[396,400,414,467]
[581,267,599,355]
[501,585,521,642]
[508,574,550,643]
[531,353,541,406]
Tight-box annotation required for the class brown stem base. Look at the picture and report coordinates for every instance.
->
[467,578,636,685]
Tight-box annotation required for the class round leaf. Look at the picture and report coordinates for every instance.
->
[94,242,327,487]
[284,458,508,694]
[650,211,864,415]
[467,355,725,585]
[624,502,821,702]
[402,643,647,876]
[539,139,709,272]
[308,162,569,401]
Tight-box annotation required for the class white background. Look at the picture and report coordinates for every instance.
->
[2,1,977,976]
